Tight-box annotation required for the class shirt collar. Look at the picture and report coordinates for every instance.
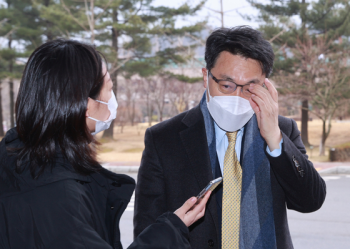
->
[214,122,244,144]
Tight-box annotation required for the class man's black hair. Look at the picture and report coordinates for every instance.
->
[204,26,274,77]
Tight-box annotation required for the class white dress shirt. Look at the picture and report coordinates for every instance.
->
[214,122,283,176]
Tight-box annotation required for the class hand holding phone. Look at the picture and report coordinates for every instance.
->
[197,177,223,199]
[174,177,223,226]
[174,190,211,227]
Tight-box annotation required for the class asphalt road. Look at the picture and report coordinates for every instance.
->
[287,175,350,249]
[119,173,350,249]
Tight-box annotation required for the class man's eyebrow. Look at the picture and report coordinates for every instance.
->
[218,74,262,84]
[219,74,234,81]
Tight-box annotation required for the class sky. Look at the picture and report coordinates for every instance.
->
[153,0,261,29]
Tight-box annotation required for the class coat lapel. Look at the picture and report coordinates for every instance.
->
[179,105,220,240]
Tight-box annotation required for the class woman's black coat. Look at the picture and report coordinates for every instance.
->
[0,128,191,249]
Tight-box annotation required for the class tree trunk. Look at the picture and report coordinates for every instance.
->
[159,108,163,122]
[131,100,135,126]
[0,85,4,136]
[102,8,119,139]
[44,0,54,41]
[301,99,310,147]
[147,93,152,127]
[9,79,14,128]
[319,119,327,156]
[300,0,310,147]
[8,34,15,128]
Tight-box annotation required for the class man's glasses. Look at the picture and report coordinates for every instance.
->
[208,70,264,97]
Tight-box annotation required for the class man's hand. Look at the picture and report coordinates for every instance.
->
[248,78,282,151]
[174,191,211,227]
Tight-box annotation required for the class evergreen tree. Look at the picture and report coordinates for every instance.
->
[0,0,43,129]
[81,0,206,137]
[33,0,84,41]
[40,0,206,137]
[0,56,8,136]
[248,0,350,148]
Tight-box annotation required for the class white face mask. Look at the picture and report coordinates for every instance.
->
[88,91,118,135]
[206,71,254,132]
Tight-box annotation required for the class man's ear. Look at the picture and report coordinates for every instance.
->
[202,68,208,88]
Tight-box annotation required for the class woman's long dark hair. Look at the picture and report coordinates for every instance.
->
[15,39,105,177]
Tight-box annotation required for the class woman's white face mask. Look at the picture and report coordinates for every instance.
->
[206,70,254,132]
[88,91,118,135]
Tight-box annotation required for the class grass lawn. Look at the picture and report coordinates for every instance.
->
[295,119,350,162]
[97,119,350,164]
[96,123,152,163]
[1,119,347,164]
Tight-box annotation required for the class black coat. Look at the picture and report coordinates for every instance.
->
[134,105,326,249]
[0,128,191,249]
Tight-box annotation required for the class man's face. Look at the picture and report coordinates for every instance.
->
[202,51,266,101]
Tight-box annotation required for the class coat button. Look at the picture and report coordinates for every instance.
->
[208,239,214,247]
[111,206,114,210]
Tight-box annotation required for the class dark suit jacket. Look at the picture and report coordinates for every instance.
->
[134,105,326,249]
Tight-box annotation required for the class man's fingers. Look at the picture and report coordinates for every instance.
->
[251,94,268,113]
[249,97,260,114]
[264,78,278,102]
[251,83,279,120]
[249,81,277,113]
[250,83,274,108]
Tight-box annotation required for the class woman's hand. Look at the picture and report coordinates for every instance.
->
[174,191,211,227]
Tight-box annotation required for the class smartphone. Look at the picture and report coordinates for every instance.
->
[196,177,223,199]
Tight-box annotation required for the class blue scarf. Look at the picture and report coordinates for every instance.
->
[200,93,277,249]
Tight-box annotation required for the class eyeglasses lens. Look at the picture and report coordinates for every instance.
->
[218,81,253,97]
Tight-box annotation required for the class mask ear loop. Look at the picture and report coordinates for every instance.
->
[87,116,99,122]
[95,99,108,105]
[88,97,108,105]
[87,97,110,123]
[206,69,213,100]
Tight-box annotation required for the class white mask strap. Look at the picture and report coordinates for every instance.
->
[89,97,108,105]
[95,99,108,105]
[87,116,99,122]
[206,69,213,99]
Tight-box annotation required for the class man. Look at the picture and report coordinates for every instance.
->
[134,26,326,249]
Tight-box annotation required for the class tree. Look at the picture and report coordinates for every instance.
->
[167,78,203,115]
[0,54,12,136]
[274,33,350,155]
[33,0,87,41]
[0,0,44,129]
[96,0,206,137]
[34,0,206,137]
[152,75,168,122]
[118,77,142,126]
[206,0,246,28]
[248,0,350,147]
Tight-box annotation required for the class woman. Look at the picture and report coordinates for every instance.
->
[0,39,210,249]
